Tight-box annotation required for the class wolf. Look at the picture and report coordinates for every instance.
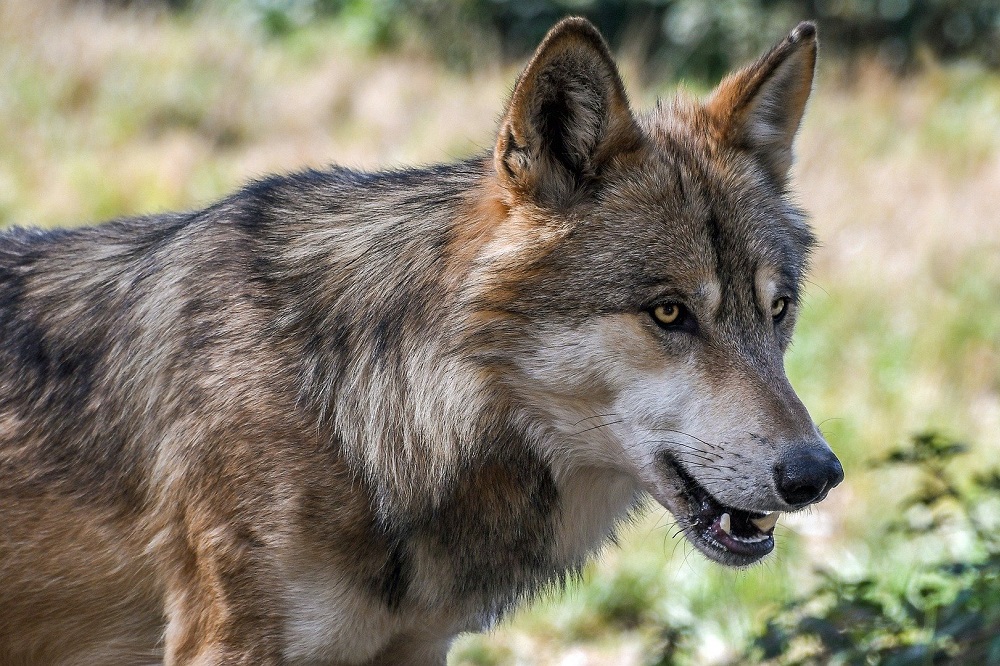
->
[0,16,842,665]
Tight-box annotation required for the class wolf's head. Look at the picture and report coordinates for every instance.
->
[469,18,842,566]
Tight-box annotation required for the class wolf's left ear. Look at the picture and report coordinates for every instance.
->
[495,17,642,206]
[706,22,817,186]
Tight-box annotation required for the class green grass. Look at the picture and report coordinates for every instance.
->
[2,3,998,664]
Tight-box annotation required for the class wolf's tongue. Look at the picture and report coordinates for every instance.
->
[751,512,780,532]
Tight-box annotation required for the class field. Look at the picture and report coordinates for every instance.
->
[1,1,998,663]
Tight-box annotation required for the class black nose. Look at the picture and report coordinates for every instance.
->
[775,445,844,508]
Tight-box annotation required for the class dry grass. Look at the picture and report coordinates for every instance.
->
[0,0,509,225]
[1,2,998,664]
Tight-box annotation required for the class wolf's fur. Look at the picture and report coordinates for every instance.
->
[0,18,841,665]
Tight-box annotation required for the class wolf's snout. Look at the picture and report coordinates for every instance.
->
[774,446,844,508]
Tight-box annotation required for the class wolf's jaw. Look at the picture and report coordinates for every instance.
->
[653,453,778,566]
[690,492,776,565]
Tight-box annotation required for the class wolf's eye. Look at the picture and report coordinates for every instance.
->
[651,303,686,327]
[771,297,790,321]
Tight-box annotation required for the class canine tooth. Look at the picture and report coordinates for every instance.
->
[719,512,732,535]
[751,512,780,532]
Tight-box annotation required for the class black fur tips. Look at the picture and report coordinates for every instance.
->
[790,21,817,43]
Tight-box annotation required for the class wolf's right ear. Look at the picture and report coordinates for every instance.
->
[495,17,642,207]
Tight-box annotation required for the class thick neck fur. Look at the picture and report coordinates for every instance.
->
[234,160,496,508]
[0,155,637,630]
[223,157,637,615]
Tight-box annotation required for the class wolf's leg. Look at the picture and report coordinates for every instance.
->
[160,517,285,666]
[364,635,451,666]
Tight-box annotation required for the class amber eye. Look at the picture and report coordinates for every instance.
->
[652,303,684,327]
[771,297,790,321]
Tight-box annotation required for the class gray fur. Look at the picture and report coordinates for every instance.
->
[0,17,840,664]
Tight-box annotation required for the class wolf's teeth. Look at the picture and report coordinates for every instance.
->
[719,512,732,535]
[751,512,780,532]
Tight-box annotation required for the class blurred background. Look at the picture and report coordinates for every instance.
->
[1,0,998,663]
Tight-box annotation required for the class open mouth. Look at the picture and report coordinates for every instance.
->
[661,454,779,566]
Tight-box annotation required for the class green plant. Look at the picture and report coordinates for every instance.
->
[741,432,1000,665]
[135,0,1000,77]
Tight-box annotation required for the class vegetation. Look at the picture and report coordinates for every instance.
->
[744,432,1000,665]
[1,2,998,664]
[222,0,999,77]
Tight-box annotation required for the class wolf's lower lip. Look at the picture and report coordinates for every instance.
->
[658,452,776,565]
[704,513,774,559]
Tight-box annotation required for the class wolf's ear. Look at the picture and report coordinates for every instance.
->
[706,22,817,185]
[495,17,642,206]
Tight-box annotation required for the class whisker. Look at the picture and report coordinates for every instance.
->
[636,445,740,473]
[655,448,718,464]
[803,277,829,297]
[646,428,721,451]
[570,413,620,427]
[637,458,736,479]
[570,419,624,437]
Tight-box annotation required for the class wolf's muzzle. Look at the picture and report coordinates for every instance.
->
[774,445,844,508]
